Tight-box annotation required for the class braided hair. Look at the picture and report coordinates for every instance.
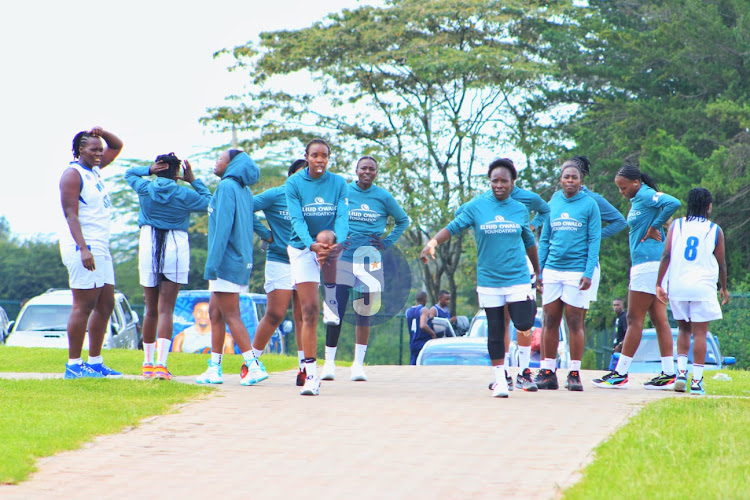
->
[71,131,95,159]
[686,187,712,221]
[567,155,591,178]
[154,152,181,180]
[288,159,307,177]
[616,164,659,191]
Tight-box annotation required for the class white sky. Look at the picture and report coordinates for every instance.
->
[0,0,376,240]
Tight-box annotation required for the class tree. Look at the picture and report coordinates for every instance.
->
[203,0,571,311]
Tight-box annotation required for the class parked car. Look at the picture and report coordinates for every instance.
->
[416,309,570,368]
[6,289,141,349]
[0,306,10,344]
[171,290,289,355]
[626,328,735,373]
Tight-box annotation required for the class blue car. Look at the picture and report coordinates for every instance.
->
[625,328,735,373]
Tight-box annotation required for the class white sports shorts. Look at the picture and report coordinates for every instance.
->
[138,226,190,287]
[287,245,321,285]
[670,299,723,323]
[61,245,115,289]
[477,284,534,308]
[542,268,589,309]
[629,261,660,295]
[264,260,295,293]
[209,277,249,293]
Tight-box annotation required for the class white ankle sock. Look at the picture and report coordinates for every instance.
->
[615,354,632,375]
[693,364,704,382]
[518,346,531,370]
[88,355,102,365]
[305,359,318,378]
[252,348,264,359]
[156,338,171,366]
[211,352,222,365]
[325,345,337,362]
[661,356,675,375]
[297,350,305,368]
[677,354,688,373]
[354,344,367,365]
[143,342,155,365]
[570,360,581,371]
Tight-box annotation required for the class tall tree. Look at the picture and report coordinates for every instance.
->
[204,0,571,309]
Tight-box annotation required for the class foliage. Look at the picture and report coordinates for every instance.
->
[0,238,68,301]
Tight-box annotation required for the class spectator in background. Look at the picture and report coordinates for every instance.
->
[429,290,456,334]
[406,291,435,364]
[612,298,627,352]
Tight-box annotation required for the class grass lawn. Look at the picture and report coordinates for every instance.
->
[0,348,302,485]
[0,346,300,376]
[563,369,750,499]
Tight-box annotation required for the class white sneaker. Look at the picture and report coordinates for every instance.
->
[240,359,269,386]
[491,376,509,398]
[350,362,368,381]
[323,299,340,325]
[320,361,336,381]
[195,360,223,384]
[300,375,321,396]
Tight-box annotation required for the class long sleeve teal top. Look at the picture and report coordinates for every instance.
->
[626,185,681,265]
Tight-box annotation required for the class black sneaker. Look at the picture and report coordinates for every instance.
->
[644,372,676,391]
[506,372,514,392]
[296,367,306,387]
[566,370,583,391]
[533,369,559,390]
[516,368,539,392]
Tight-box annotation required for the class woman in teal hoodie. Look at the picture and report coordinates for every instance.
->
[126,153,211,379]
[536,162,601,392]
[195,149,263,387]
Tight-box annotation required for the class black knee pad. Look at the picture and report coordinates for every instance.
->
[508,299,537,331]
[485,306,506,359]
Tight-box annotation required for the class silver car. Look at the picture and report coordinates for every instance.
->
[6,289,141,350]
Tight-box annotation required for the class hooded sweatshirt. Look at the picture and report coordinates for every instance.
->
[626,184,681,266]
[285,168,349,250]
[125,166,211,231]
[252,185,292,264]
[204,152,260,285]
[539,190,601,279]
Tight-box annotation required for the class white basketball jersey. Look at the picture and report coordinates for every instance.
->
[665,217,719,301]
[58,162,111,253]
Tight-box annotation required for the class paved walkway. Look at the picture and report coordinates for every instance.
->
[1,367,674,499]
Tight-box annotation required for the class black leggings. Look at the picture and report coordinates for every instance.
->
[486,299,536,360]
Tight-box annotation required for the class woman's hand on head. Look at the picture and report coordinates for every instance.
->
[89,126,104,137]
[149,161,170,176]
[179,159,196,183]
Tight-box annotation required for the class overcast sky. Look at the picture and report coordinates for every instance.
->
[0,0,376,240]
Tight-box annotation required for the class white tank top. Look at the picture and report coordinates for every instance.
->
[666,217,719,301]
[58,162,111,253]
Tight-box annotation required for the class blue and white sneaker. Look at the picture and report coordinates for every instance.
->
[690,377,706,396]
[64,363,105,379]
[195,360,223,384]
[674,370,688,393]
[240,359,269,386]
[87,362,123,378]
[300,374,321,396]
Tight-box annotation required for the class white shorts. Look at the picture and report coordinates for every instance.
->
[209,277,249,293]
[336,258,385,290]
[138,226,190,287]
[585,263,601,304]
[542,268,589,309]
[477,284,533,308]
[61,246,115,289]
[264,260,295,293]
[287,245,321,285]
[670,299,723,323]
[629,262,660,294]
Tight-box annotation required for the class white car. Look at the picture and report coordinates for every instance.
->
[0,305,10,344]
[6,289,141,350]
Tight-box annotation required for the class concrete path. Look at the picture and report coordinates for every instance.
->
[1,367,674,499]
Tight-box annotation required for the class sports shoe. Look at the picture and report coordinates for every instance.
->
[516,368,539,392]
[491,376,509,398]
[87,362,123,378]
[141,363,155,378]
[300,374,321,396]
[592,370,629,389]
[690,377,706,395]
[296,367,306,386]
[533,369,559,390]
[152,365,173,380]
[674,370,688,393]
[644,372,676,391]
[320,361,336,381]
[195,360,223,384]
[240,359,269,386]
[506,372,514,392]
[323,299,340,326]
[64,363,105,379]
[566,370,583,391]
[350,362,368,381]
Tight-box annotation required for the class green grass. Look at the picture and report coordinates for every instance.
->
[0,346,300,375]
[564,370,750,500]
[0,379,211,484]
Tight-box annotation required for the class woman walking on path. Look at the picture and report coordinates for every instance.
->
[320,155,409,382]
[421,158,540,398]
[534,160,601,392]
[592,164,681,390]
[285,139,349,396]
[655,188,729,395]
[194,149,264,386]
[59,126,124,379]
[126,153,211,379]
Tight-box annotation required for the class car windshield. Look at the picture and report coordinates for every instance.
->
[468,315,547,339]
[420,350,491,366]
[632,334,719,365]
[15,305,71,331]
